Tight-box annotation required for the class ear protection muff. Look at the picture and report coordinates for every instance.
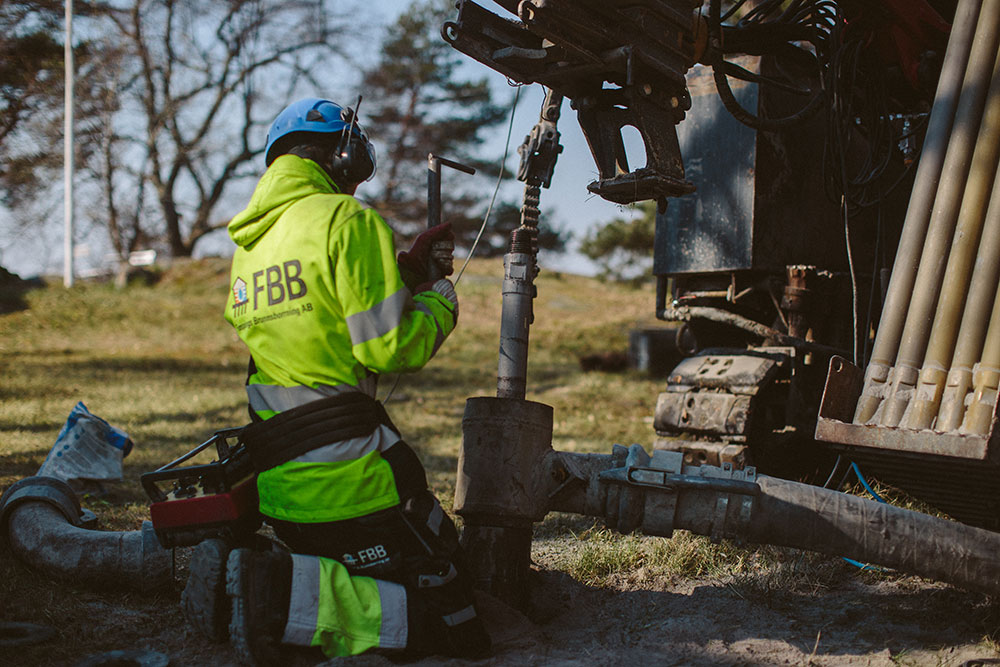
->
[323,103,376,185]
[328,131,376,185]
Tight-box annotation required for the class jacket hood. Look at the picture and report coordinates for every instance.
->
[228,155,341,248]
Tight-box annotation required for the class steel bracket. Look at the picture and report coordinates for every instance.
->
[443,0,699,205]
[600,449,758,540]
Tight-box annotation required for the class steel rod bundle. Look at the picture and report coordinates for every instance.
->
[854,0,982,424]
[904,41,1000,430]
[854,0,1000,436]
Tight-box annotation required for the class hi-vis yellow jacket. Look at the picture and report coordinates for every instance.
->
[224,155,456,523]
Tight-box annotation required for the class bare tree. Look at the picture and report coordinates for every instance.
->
[0,1,95,210]
[99,0,356,258]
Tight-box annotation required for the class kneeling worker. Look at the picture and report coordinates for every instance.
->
[183,97,490,664]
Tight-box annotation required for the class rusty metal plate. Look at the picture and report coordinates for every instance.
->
[815,355,991,460]
[666,351,781,392]
[816,355,863,423]
[815,417,989,460]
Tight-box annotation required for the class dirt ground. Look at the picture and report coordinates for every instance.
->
[8,540,1000,667]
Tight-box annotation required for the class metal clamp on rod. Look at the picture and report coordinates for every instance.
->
[516,89,563,189]
[594,447,759,541]
[599,466,760,497]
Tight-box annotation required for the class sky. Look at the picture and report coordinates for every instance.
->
[0,0,647,278]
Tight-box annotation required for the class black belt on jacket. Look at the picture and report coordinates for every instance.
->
[240,391,397,472]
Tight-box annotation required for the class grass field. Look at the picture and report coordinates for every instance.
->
[0,257,673,658]
[2,257,998,665]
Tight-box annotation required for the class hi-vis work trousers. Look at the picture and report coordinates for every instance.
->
[269,488,477,658]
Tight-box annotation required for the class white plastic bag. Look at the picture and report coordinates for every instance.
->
[37,402,134,486]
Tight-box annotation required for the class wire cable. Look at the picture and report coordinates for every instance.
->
[381,373,403,404]
[821,455,843,488]
[455,84,522,285]
[843,195,859,365]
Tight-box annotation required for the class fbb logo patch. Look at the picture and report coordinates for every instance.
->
[232,277,248,305]
[232,277,248,315]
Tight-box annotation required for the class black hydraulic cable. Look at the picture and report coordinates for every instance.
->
[706,0,835,131]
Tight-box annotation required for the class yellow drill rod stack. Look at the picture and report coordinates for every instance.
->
[854,0,983,424]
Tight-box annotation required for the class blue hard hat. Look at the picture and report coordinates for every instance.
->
[264,98,376,177]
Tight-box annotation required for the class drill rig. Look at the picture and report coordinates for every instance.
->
[444,0,1000,607]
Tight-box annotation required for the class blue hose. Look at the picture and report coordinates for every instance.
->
[841,557,881,571]
[851,462,887,504]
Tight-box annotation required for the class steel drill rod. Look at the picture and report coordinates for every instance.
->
[962,281,1000,435]
[496,253,536,399]
[855,0,983,424]
[879,2,1000,428]
[939,163,1000,430]
[907,43,1000,430]
[428,155,442,230]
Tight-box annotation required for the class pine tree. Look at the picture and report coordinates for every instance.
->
[360,0,507,242]
[579,201,657,282]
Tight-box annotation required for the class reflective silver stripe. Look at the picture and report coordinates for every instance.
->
[414,302,446,356]
[290,424,401,463]
[247,376,376,413]
[426,498,444,536]
[442,605,477,627]
[346,288,412,344]
[376,579,408,649]
[282,554,321,647]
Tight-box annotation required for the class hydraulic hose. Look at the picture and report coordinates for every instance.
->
[742,475,1000,595]
[547,455,1000,596]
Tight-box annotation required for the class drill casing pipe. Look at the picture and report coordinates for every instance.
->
[550,450,1000,595]
[905,38,1000,431]
[497,251,537,400]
